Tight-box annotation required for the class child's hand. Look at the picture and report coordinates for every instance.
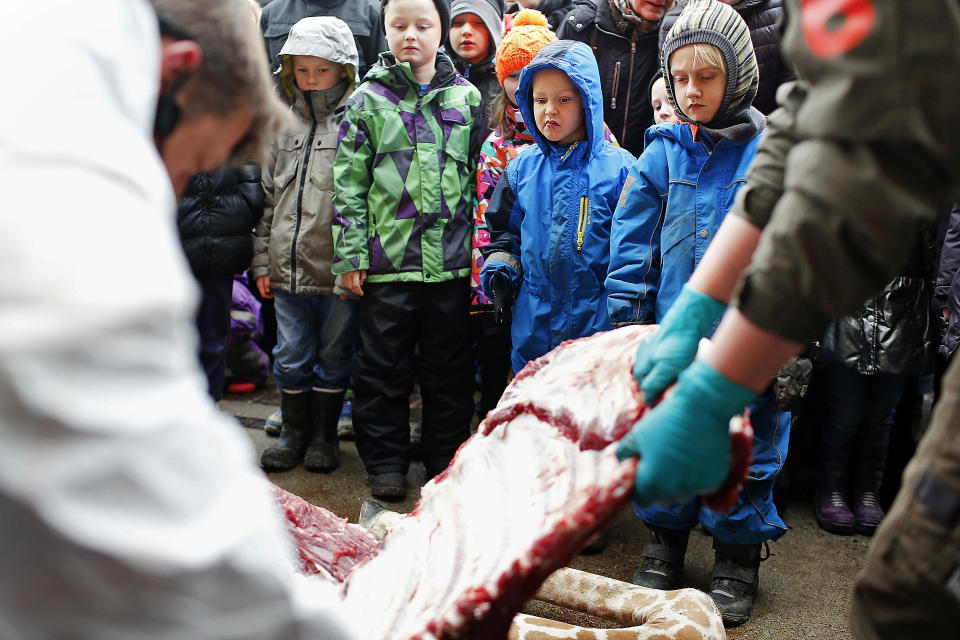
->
[256,275,273,299]
[343,269,367,297]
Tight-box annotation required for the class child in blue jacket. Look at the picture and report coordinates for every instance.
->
[605,0,788,627]
[480,40,635,374]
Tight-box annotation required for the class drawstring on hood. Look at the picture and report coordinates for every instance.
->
[661,0,763,142]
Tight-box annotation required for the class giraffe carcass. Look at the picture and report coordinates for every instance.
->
[273,325,749,639]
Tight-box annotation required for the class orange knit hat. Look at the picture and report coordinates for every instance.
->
[494,9,557,86]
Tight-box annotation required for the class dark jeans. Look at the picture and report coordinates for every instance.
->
[353,279,473,477]
[195,274,233,402]
[818,365,906,490]
[272,291,358,392]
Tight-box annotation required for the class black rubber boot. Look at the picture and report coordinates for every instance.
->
[853,437,889,535]
[631,524,690,590]
[261,391,311,472]
[304,390,345,473]
[709,540,762,627]
[816,429,854,535]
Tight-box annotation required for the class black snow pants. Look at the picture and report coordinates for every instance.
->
[353,279,473,478]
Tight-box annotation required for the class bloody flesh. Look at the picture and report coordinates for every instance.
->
[275,326,752,639]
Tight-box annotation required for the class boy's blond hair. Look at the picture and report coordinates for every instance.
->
[687,42,727,77]
[150,0,291,164]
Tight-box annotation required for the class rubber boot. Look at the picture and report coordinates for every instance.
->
[853,438,888,535]
[261,391,311,471]
[815,433,854,535]
[709,540,762,627]
[631,524,690,590]
[304,390,344,473]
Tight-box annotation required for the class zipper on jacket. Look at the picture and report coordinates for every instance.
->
[577,196,589,252]
[610,62,621,109]
[291,97,319,292]
[621,34,637,144]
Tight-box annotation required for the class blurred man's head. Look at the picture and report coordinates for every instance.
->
[150,0,290,197]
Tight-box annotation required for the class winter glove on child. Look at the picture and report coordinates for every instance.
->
[490,272,515,325]
[617,359,757,506]
[633,284,726,404]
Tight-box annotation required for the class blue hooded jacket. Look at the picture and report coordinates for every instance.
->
[605,121,764,324]
[480,40,635,373]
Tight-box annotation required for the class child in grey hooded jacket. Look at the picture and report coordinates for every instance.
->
[253,17,360,475]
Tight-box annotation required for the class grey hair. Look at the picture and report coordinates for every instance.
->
[150,0,292,164]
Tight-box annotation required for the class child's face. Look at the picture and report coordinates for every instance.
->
[531,68,586,146]
[669,45,726,123]
[450,13,490,64]
[516,0,541,8]
[384,0,442,73]
[650,76,675,124]
[292,55,347,92]
[503,71,520,107]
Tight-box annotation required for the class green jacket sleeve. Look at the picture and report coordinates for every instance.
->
[730,82,803,231]
[331,100,373,274]
[735,136,951,343]
[732,0,960,343]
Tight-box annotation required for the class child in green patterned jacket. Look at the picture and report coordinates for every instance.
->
[332,0,481,499]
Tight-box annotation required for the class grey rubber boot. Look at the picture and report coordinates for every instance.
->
[261,391,311,471]
[709,540,763,627]
[304,390,345,473]
[631,524,691,590]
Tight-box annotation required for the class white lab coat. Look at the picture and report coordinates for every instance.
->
[0,2,354,638]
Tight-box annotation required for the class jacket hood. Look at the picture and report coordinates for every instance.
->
[516,40,605,158]
[276,16,360,100]
[661,0,761,141]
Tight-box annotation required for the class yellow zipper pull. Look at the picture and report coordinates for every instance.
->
[577,196,588,252]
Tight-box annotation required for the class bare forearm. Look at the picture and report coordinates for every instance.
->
[688,215,762,303]
[702,308,802,393]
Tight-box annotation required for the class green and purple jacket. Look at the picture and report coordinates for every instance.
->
[331,51,481,284]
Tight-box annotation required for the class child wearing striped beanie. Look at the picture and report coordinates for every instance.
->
[660,0,762,141]
[607,0,782,628]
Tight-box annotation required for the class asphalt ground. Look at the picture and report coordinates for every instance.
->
[220,382,873,640]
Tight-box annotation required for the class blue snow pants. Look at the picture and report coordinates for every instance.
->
[635,390,790,545]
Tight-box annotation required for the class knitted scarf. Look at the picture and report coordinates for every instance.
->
[608,0,661,35]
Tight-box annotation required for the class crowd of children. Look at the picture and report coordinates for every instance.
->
[179,0,944,630]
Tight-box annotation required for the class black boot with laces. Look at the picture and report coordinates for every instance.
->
[631,524,691,590]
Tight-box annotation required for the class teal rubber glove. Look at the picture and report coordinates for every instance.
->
[633,284,726,404]
[617,359,757,506]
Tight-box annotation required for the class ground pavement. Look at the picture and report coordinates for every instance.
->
[219,381,873,640]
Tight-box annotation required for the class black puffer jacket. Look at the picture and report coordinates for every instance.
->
[935,202,960,357]
[557,0,661,156]
[178,166,264,278]
[660,0,795,115]
[508,0,575,30]
[260,0,387,80]
[820,229,937,377]
[454,55,499,133]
